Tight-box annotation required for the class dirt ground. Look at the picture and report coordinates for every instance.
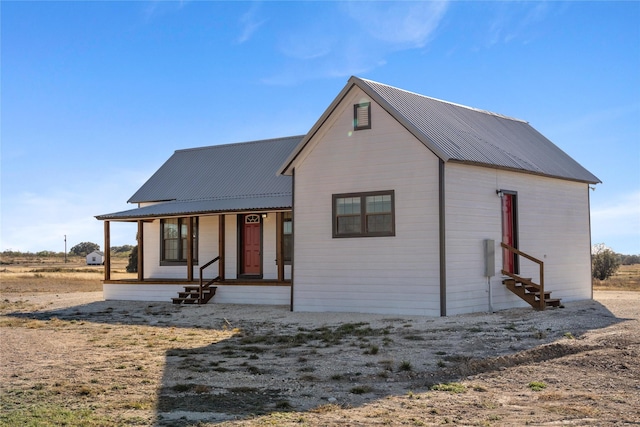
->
[1,290,639,426]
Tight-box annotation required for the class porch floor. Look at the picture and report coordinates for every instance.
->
[103,279,291,287]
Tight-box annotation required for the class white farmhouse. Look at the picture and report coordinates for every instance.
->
[86,250,105,266]
[96,77,600,316]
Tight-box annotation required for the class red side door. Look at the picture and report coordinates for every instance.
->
[502,193,516,273]
[242,215,261,275]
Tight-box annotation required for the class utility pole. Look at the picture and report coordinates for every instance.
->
[64,235,67,263]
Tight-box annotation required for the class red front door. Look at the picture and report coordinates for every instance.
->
[501,193,517,273]
[242,214,261,275]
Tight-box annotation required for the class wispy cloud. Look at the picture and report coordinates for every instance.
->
[346,1,447,48]
[262,1,449,86]
[485,1,560,47]
[549,103,640,137]
[142,0,190,23]
[591,191,640,253]
[237,2,267,44]
[1,178,142,252]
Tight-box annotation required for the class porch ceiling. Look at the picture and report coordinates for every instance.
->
[95,194,291,221]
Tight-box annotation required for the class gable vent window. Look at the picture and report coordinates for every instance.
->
[354,102,371,130]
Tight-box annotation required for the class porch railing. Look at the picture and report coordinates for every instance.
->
[199,256,221,304]
[500,242,545,310]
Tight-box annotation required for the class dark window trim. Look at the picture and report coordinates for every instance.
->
[353,102,371,130]
[282,211,293,264]
[160,217,199,266]
[500,190,519,275]
[237,213,263,279]
[332,190,395,238]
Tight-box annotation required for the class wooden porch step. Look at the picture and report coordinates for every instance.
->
[172,286,217,305]
[503,276,560,311]
[544,298,562,307]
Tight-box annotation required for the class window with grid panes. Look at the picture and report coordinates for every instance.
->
[333,191,394,237]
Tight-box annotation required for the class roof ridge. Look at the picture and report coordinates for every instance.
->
[356,77,528,123]
[175,135,305,154]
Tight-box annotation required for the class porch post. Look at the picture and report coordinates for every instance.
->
[218,215,225,280]
[137,220,144,281]
[276,212,284,282]
[439,159,447,317]
[187,217,194,282]
[104,221,111,281]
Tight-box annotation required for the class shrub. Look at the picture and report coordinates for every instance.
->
[592,247,620,280]
[399,361,412,371]
[126,246,138,273]
[528,381,547,391]
[430,382,466,393]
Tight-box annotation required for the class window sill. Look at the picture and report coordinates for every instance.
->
[160,261,199,267]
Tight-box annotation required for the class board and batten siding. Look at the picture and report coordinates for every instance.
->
[292,87,441,316]
[444,162,592,315]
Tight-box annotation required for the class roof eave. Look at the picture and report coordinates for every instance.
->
[352,76,452,162]
[96,206,293,222]
[278,79,360,176]
[448,159,602,185]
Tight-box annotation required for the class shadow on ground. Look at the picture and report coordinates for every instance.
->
[2,297,630,426]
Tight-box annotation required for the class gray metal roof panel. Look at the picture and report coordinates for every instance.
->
[356,77,600,183]
[96,194,292,220]
[128,135,303,204]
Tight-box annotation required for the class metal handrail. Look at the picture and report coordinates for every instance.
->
[199,256,220,304]
[501,242,545,310]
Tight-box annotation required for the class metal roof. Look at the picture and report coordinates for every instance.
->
[96,194,291,220]
[99,77,600,221]
[280,77,600,184]
[128,135,302,204]
[97,136,301,221]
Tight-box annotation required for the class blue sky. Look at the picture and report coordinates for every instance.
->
[1,1,639,255]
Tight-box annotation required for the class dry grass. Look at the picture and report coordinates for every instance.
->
[0,256,638,426]
[0,257,134,295]
[593,263,640,291]
[0,310,237,426]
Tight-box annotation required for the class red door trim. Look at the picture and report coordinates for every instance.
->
[240,214,262,277]
[501,191,519,274]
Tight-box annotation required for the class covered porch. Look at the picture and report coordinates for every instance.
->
[98,200,293,306]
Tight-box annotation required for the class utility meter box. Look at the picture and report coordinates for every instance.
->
[484,239,495,277]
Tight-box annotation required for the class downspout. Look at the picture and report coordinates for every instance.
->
[439,159,447,317]
[290,168,295,312]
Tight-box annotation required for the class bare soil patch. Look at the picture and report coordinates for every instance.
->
[1,289,639,426]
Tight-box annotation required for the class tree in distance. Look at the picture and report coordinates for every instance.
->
[111,245,135,254]
[69,242,101,257]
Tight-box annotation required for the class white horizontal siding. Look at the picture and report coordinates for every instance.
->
[144,216,219,280]
[292,86,441,316]
[104,284,185,301]
[261,214,278,280]
[103,283,290,305]
[142,214,287,282]
[213,285,290,305]
[224,214,238,279]
[444,163,592,315]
